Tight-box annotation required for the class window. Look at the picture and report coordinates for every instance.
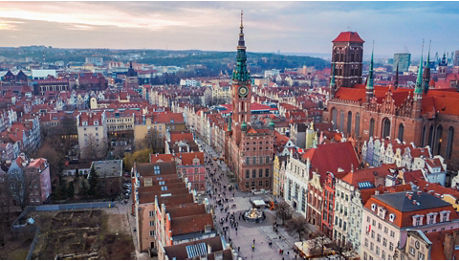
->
[265,168,270,177]
[252,169,256,178]
[259,169,263,178]
[409,246,415,256]
[398,123,404,142]
[150,221,154,226]
[150,230,155,237]
[149,211,154,217]
[347,111,352,134]
[367,216,370,222]
[369,118,375,137]
[245,170,250,179]
[381,250,386,259]
[390,231,395,237]
[376,246,380,255]
[389,242,394,251]
[370,242,374,251]
[364,252,367,260]
[355,113,360,136]
[418,253,425,259]
[446,127,454,159]
[377,234,381,243]
[371,231,375,239]
[383,238,387,247]
[343,221,347,230]
[259,180,263,186]
[364,238,368,247]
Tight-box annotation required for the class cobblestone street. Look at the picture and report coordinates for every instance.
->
[198,138,311,260]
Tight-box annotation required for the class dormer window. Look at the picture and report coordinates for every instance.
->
[426,213,437,225]
[83,121,88,126]
[377,207,386,219]
[440,210,450,222]
[412,215,424,226]
[389,213,396,222]
[94,120,99,126]
[371,203,377,212]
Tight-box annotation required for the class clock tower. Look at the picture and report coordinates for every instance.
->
[231,11,251,145]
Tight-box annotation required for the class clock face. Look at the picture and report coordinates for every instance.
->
[238,86,248,97]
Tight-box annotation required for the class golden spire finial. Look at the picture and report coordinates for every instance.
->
[240,10,243,29]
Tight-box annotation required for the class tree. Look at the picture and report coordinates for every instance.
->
[288,216,309,241]
[82,134,107,161]
[276,201,293,225]
[6,166,39,210]
[80,178,89,198]
[123,148,152,172]
[88,165,98,197]
[67,181,74,199]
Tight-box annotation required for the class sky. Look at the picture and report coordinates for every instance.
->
[0,1,458,58]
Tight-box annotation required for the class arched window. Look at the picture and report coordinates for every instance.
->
[446,127,454,159]
[347,111,352,135]
[340,111,345,131]
[435,125,443,155]
[382,118,391,138]
[355,113,360,137]
[421,125,426,146]
[331,108,337,129]
[369,118,375,137]
[398,123,404,142]
[428,125,434,147]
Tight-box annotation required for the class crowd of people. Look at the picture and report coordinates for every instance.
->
[202,145,299,260]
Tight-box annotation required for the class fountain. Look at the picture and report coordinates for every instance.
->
[243,208,265,223]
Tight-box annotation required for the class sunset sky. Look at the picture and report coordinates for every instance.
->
[0,1,458,57]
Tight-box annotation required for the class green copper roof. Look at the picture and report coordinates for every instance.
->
[366,47,374,90]
[415,54,423,94]
[232,11,250,83]
[241,121,247,130]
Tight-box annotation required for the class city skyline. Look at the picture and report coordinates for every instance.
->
[0,1,458,57]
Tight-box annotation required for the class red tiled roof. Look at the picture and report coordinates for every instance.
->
[332,32,364,43]
[150,154,174,164]
[175,152,204,166]
[170,132,194,144]
[171,213,213,236]
[153,112,184,124]
[302,142,359,176]
[402,170,425,184]
[425,230,459,260]
[341,164,396,186]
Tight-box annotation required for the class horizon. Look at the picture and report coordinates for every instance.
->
[0,2,458,58]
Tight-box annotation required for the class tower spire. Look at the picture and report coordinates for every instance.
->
[394,62,399,89]
[414,40,424,99]
[233,10,250,82]
[423,40,431,94]
[366,41,375,102]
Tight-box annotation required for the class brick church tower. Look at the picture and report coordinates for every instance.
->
[332,32,364,88]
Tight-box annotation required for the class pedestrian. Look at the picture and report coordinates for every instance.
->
[252,244,255,251]
[279,249,282,255]
[238,246,240,252]
[253,239,255,244]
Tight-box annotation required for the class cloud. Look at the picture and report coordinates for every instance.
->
[0,2,457,56]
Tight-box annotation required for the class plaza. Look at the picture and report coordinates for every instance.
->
[199,138,316,260]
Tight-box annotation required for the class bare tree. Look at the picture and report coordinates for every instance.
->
[288,215,309,241]
[276,201,293,225]
[82,134,107,160]
[6,167,39,210]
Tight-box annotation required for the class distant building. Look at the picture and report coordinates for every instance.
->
[85,56,104,66]
[394,53,411,73]
[454,50,459,66]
